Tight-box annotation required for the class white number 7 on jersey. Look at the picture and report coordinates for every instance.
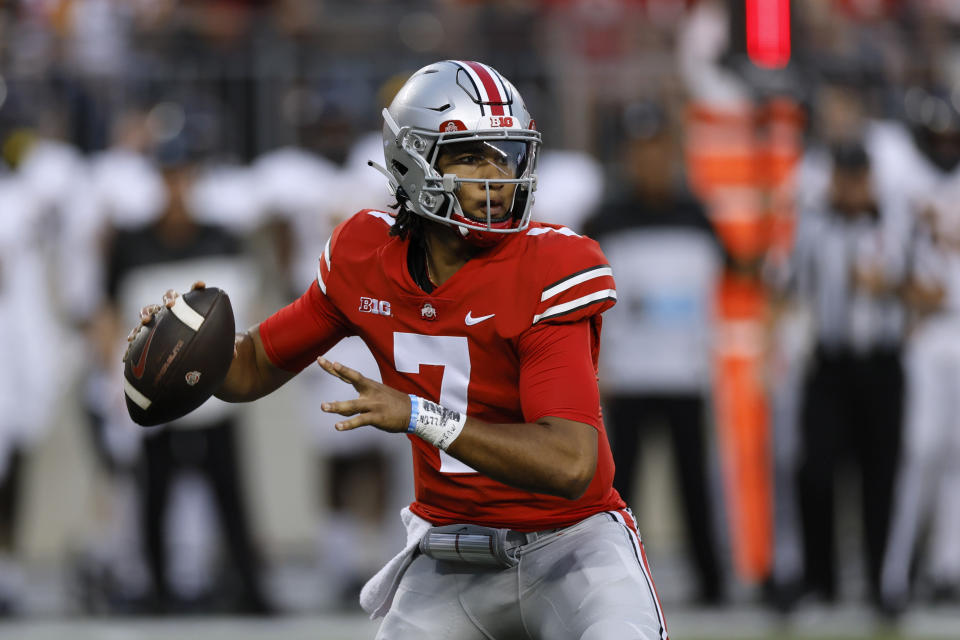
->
[394,332,477,474]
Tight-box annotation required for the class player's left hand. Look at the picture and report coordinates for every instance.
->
[317,357,411,433]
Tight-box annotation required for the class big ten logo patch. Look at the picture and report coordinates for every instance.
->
[359,296,392,316]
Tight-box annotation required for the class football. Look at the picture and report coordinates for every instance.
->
[122,286,236,426]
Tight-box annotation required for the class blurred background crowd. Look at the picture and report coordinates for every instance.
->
[2,0,960,632]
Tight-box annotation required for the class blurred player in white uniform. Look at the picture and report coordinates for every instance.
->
[0,152,65,614]
[255,138,413,607]
[881,171,960,614]
[58,112,172,610]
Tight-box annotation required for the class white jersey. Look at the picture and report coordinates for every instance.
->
[0,175,61,455]
[600,228,720,394]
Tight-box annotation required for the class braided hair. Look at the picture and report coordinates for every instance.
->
[387,189,426,241]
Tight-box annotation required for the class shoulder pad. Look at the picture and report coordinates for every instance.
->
[525,224,617,325]
[317,210,395,294]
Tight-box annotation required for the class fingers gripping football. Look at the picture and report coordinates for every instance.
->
[126,282,209,355]
[317,357,411,433]
[131,282,207,333]
[161,280,206,310]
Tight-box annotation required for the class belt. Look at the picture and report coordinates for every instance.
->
[504,512,613,549]
[420,516,604,568]
[504,528,562,546]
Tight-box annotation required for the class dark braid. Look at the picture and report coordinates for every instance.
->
[388,190,425,241]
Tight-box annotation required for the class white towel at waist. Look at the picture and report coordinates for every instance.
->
[359,506,432,619]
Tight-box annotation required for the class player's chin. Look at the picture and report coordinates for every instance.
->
[464,204,510,225]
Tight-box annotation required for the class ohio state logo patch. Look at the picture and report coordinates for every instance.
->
[439,120,466,132]
[421,302,437,320]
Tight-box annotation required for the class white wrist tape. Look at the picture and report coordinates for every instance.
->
[407,395,466,451]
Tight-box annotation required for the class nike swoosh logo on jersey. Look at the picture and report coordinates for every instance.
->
[464,311,495,326]
[131,324,158,380]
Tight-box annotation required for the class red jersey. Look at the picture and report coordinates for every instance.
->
[260,210,625,530]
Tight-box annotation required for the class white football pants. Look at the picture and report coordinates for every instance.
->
[375,510,668,640]
[882,316,960,604]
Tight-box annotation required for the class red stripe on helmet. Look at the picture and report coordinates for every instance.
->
[464,61,505,116]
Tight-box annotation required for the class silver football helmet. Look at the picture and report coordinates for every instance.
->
[372,60,541,244]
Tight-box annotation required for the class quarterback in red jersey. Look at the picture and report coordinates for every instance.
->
[138,60,668,639]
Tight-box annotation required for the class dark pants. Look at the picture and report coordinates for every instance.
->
[139,419,269,612]
[0,447,24,552]
[606,393,724,602]
[797,347,903,602]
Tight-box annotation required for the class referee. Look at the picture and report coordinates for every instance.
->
[791,142,905,607]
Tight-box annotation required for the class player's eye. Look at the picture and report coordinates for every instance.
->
[455,154,482,165]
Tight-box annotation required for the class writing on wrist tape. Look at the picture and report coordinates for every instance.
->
[407,395,466,451]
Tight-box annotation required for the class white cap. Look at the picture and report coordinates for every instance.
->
[189,163,265,232]
[18,139,86,210]
[533,150,604,233]
[89,149,167,228]
[252,146,340,218]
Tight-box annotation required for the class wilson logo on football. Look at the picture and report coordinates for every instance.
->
[185,371,202,386]
[421,303,437,321]
[359,297,392,316]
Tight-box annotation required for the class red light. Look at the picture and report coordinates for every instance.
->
[746,0,791,69]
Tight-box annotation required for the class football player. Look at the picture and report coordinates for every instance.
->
[137,60,668,639]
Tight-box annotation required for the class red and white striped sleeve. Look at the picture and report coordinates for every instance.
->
[530,229,617,325]
[316,234,333,295]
